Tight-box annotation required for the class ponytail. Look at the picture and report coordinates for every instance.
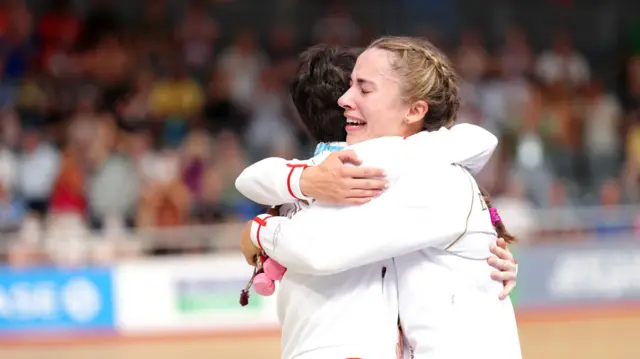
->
[479,186,516,244]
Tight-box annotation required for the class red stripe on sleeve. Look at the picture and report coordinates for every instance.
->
[285,163,308,200]
[253,215,273,250]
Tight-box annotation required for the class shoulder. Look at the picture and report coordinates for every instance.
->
[347,136,404,157]
[346,136,405,173]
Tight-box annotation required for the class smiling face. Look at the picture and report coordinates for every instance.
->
[338,47,426,145]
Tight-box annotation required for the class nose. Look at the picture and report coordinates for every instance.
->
[338,88,355,110]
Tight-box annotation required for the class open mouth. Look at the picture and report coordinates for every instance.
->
[345,119,366,129]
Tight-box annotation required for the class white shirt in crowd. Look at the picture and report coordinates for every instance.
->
[535,50,590,87]
[17,143,60,200]
[236,124,520,359]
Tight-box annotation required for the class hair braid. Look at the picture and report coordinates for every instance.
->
[369,36,460,132]
[416,43,460,128]
[479,186,517,244]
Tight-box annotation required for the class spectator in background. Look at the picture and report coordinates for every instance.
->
[37,0,80,76]
[191,166,227,224]
[150,58,204,119]
[117,70,154,129]
[582,79,622,187]
[86,117,139,229]
[500,26,533,80]
[49,147,86,215]
[313,3,360,46]
[210,131,258,219]
[477,60,508,136]
[126,129,158,187]
[180,129,210,200]
[455,29,489,85]
[244,67,297,159]
[150,58,204,147]
[539,82,580,182]
[137,177,190,228]
[267,26,298,83]
[16,129,60,218]
[512,85,553,206]
[133,0,172,70]
[84,35,133,94]
[0,125,17,192]
[67,92,99,153]
[0,1,35,81]
[216,29,267,110]
[0,181,24,231]
[536,30,590,89]
[500,27,534,134]
[176,0,218,77]
[77,0,121,51]
[136,146,190,228]
[203,70,248,136]
[0,109,20,148]
[0,59,14,109]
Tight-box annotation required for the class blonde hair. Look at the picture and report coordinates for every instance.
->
[368,36,459,130]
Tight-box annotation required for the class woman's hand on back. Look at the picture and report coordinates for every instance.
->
[488,238,518,300]
[299,150,388,205]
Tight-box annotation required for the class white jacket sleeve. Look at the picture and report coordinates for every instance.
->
[249,165,475,275]
[235,157,315,206]
[448,124,498,175]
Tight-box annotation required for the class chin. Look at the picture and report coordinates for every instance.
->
[346,134,362,145]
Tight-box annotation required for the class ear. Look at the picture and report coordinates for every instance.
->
[405,100,428,125]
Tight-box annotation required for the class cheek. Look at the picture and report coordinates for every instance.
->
[365,96,405,131]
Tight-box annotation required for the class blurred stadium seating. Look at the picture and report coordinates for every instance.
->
[0,0,639,358]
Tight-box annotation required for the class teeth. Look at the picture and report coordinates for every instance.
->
[347,120,365,125]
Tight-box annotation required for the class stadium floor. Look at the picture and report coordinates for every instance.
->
[2,309,639,359]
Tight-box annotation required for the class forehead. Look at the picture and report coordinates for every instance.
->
[353,48,399,83]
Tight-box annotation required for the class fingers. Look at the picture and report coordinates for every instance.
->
[490,243,514,263]
[498,281,516,300]
[496,237,508,249]
[345,178,388,192]
[343,166,387,179]
[345,189,384,199]
[487,256,516,273]
[342,197,374,205]
[490,269,516,283]
[335,150,361,165]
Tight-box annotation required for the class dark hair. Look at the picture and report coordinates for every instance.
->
[290,45,360,143]
[479,186,516,244]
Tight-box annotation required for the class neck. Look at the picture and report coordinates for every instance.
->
[313,141,346,156]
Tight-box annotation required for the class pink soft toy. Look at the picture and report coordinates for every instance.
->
[240,255,288,306]
[263,257,287,281]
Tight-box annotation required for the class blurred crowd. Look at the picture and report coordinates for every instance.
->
[0,0,638,264]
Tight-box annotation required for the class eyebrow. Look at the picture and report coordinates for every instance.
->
[355,77,376,88]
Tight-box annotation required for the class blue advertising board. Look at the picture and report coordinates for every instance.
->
[516,240,640,308]
[0,267,115,332]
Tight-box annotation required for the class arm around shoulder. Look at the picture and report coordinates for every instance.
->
[235,157,316,206]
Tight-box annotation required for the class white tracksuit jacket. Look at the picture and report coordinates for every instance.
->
[235,124,521,359]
